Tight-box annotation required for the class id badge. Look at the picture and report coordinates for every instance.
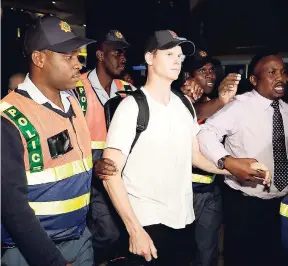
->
[47,129,73,159]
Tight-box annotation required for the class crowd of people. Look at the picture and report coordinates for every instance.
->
[1,15,288,266]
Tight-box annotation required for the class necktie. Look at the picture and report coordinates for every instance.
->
[271,100,288,191]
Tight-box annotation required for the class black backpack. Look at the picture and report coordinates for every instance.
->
[104,89,195,154]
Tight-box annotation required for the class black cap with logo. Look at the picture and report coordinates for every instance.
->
[98,30,130,50]
[144,30,195,56]
[24,16,96,56]
[183,49,213,73]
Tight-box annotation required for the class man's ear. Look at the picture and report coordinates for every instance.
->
[145,52,154,66]
[31,51,45,68]
[249,75,257,86]
[96,50,104,62]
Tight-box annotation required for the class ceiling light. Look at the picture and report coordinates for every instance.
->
[52,1,56,4]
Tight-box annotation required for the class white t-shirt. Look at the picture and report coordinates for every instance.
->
[105,87,200,229]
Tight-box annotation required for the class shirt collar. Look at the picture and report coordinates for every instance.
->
[88,68,119,98]
[251,89,273,111]
[18,74,71,112]
[251,89,288,112]
[279,99,288,114]
[88,69,104,91]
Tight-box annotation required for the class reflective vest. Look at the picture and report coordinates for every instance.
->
[1,91,92,245]
[280,196,288,249]
[74,72,133,152]
[192,172,216,184]
[192,112,216,188]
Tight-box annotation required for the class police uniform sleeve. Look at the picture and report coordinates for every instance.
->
[1,117,68,266]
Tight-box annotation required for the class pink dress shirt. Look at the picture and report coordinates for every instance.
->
[198,89,288,199]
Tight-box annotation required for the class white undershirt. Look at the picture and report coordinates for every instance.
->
[18,75,71,113]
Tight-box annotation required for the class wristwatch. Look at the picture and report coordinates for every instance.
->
[217,155,230,170]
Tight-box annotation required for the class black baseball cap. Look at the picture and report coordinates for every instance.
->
[144,30,195,56]
[98,30,130,50]
[183,49,213,73]
[24,16,96,55]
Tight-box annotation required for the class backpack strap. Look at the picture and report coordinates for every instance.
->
[129,90,150,154]
[105,90,149,154]
[172,89,195,119]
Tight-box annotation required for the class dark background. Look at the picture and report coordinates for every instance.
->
[2,0,288,95]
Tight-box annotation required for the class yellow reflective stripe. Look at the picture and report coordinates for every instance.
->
[26,156,93,185]
[192,173,216,184]
[29,192,90,215]
[0,101,12,113]
[120,80,130,86]
[76,80,84,87]
[91,141,105,150]
[280,203,288,218]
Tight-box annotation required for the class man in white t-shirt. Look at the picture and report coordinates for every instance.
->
[102,30,232,266]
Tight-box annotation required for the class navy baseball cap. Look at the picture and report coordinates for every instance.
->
[144,30,195,56]
[183,49,213,73]
[98,30,130,49]
[24,16,96,55]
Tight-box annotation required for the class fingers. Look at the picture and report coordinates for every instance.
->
[249,167,266,178]
[180,85,190,94]
[129,238,137,255]
[144,252,152,262]
[248,160,266,179]
[220,81,240,90]
[264,170,272,186]
[129,241,135,254]
[248,176,267,185]
[183,80,203,100]
[96,169,116,179]
[102,164,118,173]
[225,73,242,80]
[138,246,152,261]
[246,167,266,186]
[97,175,109,180]
[192,86,204,100]
[149,239,158,259]
[138,241,157,262]
[94,158,118,179]
[250,162,271,186]
[102,158,118,168]
[219,74,241,93]
[219,87,237,96]
[263,173,271,187]
[142,236,156,261]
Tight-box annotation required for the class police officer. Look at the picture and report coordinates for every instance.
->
[1,16,95,266]
[181,50,240,266]
[74,29,135,160]
[72,30,136,264]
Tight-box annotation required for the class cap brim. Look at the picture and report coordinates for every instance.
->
[191,58,213,70]
[48,36,96,53]
[159,40,195,56]
[104,40,130,50]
